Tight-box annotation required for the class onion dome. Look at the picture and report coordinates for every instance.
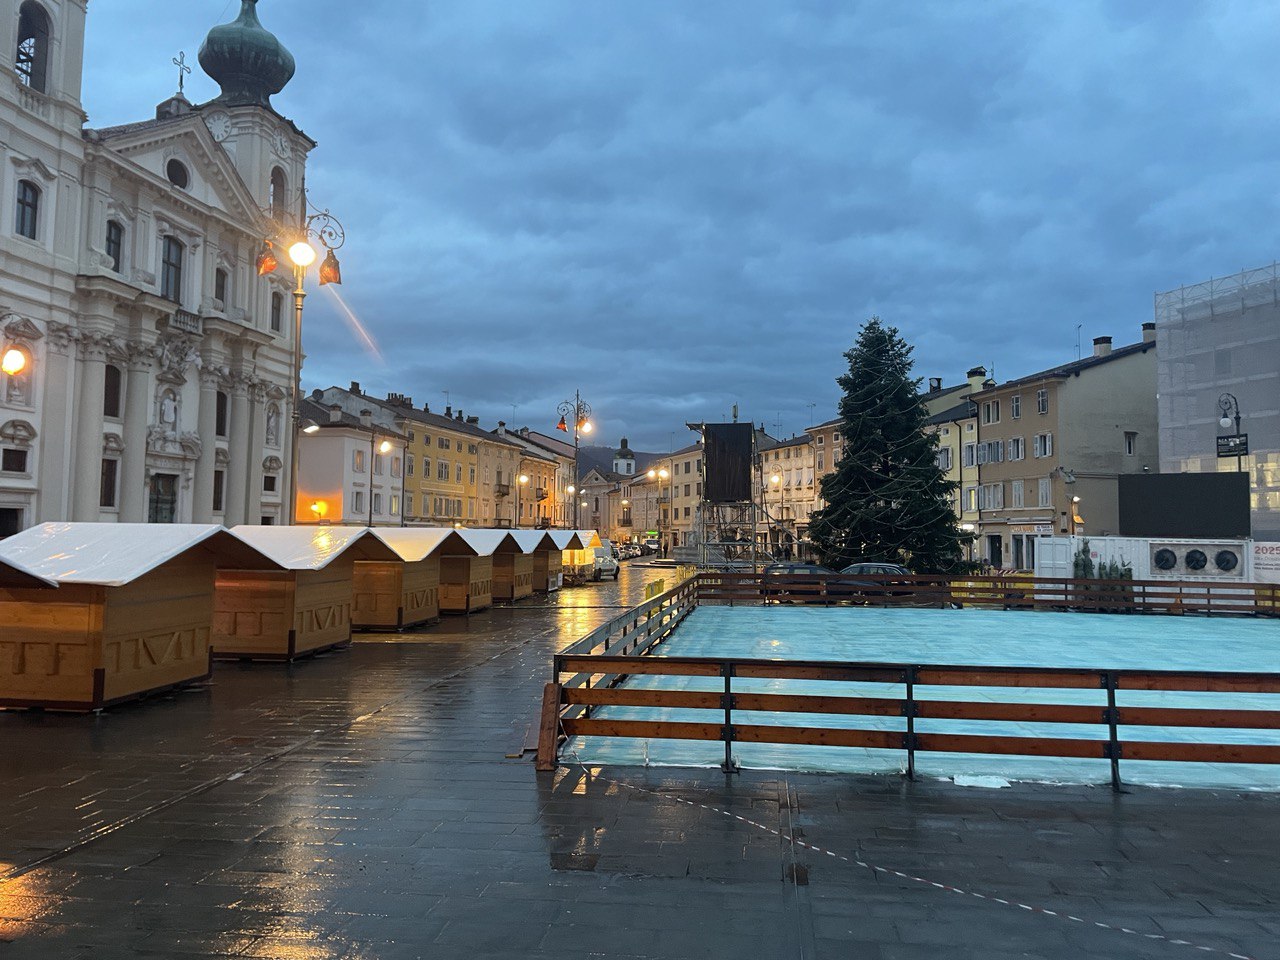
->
[198,1,295,108]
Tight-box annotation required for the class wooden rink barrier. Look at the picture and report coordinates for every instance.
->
[537,573,1280,786]
[0,523,277,711]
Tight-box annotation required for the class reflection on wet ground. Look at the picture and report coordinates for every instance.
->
[0,562,1276,959]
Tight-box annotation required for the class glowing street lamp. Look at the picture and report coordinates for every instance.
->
[556,390,593,528]
[1,347,26,377]
[516,473,529,528]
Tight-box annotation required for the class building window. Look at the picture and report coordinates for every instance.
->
[373,493,382,516]
[962,443,976,468]
[1010,436,1025,461]
[963,485,977,512]
[373,454,384,476]
[817,453,825,470]
[1033,432,1053,458]
[353,449,365,472]
[212,469,225,512]
[405,492,414,516]
[353,490,365,514]
[15,180,39,240]
[1124,431,1137,456]
[160,236,184,303]
[100,458,119,508]
[270,292,283,332]
[270,167,288,220]
[833,431,841,441]
[936,448,953,471]
[455,463,462,482]
[423,456,431,477]
[1011,395,1021,419]
[468,443,477,454]
[1036,389,1049,415]
[106,220,124,272]
[1,449,28,473]
[214,268,228,304]
[215,391,228,437]
[15,3,51,92]
[469,466,476,484]
[389,495,399,516]
[263,475,278,492]
[981,400,1000,425]
[816,436,824,447]
[978,483,1004,510]
[166,159,189,189]
[437,460,449,480]
[406,454,414,477]
[437,436,449,449]
[1011,479,1024,508]
[103,364,122,418]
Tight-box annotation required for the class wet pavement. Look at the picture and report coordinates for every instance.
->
[0,562,1276,959]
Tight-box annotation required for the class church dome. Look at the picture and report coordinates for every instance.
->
[198,0,295,108]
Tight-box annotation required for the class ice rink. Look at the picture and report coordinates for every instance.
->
[565,606,1280,789]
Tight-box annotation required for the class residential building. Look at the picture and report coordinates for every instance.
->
[1156,263,1280,538]
[506,427,576,528]
[294,399,405,526]
[758,434,816,554]
[970,328,1158,568]
[0,2,312,534]
[925,367,987,550]
[515,448,557,529]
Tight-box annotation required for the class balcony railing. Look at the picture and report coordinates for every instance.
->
[495,483,511,498]
[170,309,203,335]
[536,487,548,501]
[619,518,633,526]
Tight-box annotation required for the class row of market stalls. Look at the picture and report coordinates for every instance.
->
[0,523,600,712]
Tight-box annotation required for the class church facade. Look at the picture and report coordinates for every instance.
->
[0,0,313,534]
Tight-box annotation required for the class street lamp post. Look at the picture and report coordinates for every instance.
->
[648,467,671,550]
[1218,392,1244,474]
[770,472,786,557]
[556,390,592,528]
[257,205,345,526]
[1069,495,1082,537]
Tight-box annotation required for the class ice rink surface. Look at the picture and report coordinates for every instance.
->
[566,606,1280,789]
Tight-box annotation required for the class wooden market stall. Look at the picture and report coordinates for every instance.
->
[352,528,468,631]
[0,523,275,711]
[438,529,511,614]
[218,526,398,660]
[512,530,563,594]
[493,531,546,602]
[561,530,601,585]
[541,531,582,592]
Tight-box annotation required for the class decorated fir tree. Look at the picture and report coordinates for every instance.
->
[809,317,965,573]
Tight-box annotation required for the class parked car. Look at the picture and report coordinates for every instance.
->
[761,562,837,603]
[593,539,620,580]
[763,562,836,576]
[643,538,661,555]
[838,562,915,600]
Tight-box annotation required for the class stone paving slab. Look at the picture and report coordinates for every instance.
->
[0,567,1276,959]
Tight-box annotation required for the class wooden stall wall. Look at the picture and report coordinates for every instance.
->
[493,553,535,602]
[532,550,562,593]
[440,555,494,614]
[352,558,440,630]
[0,583,103,709]
[214,558,355,660]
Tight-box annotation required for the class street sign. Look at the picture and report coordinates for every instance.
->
[1217,434,1249,458]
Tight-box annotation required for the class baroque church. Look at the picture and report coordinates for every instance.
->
[0,0,314,534]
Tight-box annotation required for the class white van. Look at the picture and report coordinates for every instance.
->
[593,539,620,580]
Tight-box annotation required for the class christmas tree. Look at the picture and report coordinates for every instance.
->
[809,317,966,573]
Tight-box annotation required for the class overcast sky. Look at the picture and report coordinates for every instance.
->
[84,1,1280,451]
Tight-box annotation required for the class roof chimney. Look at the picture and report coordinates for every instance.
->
[328,404,342,424]
[468,416,480,425]
[350,381,361,395]
[966,366,987,392]
[422,402,430,413]
[496,421,506,436]
[1142,322,1157,344]
[1093,336,1112,358]
[444,405,452,418]
[456,410,463,421]
[359,408,372,428]
[927,377,942,394]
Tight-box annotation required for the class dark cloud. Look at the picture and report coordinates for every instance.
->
[85,1,1280,447]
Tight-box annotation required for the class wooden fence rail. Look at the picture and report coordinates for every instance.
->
[536,573,1280,785]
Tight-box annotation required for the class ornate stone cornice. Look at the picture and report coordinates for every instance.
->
[0,419,37,444]
[2,315,43,342]
[45,321,81,353]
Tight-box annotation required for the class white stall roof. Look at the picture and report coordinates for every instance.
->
[366,527,468,563]
[576,529,603,548]
[229,525,395,570]
[509,530,556,554]
[449,529,516,557]
[548,531,587,550]
[0,523,271,587]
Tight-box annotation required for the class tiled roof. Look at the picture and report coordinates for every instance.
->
[981,341,1154,393]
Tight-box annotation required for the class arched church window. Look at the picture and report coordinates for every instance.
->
[270,167,288,220]
[15,180,39,240]
[166,160,189,189]
[103,364,122,419]
[15,2,51,93]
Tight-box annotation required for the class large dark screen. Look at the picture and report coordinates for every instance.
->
[704,423,754,503]
[1118,473,1250,538]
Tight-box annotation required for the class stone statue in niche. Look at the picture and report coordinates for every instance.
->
[266,404,280,447]
[159,389,179,433]
[4,365,30,405]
